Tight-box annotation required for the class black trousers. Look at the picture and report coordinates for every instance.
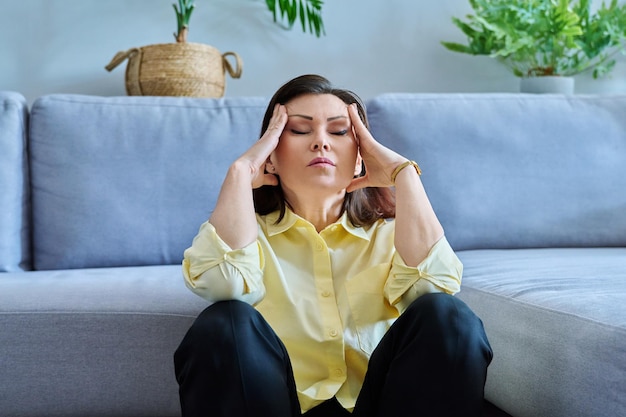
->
[174,293,492,417]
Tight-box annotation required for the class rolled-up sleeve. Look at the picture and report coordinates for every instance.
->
[182,221,265,305]
[384,236,463,313]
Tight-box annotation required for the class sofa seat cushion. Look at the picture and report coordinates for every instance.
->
[0,265,208,417]
[456,247,626,417]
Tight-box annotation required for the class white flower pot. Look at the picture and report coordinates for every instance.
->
[520,76,575,94]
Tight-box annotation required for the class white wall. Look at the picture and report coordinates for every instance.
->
[2,0,625,104]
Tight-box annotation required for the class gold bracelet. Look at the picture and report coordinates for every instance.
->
[391,160,422,184]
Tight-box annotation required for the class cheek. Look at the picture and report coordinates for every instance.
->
[272,140,298,169]
[345,142,359,160]
[340,144,360,173]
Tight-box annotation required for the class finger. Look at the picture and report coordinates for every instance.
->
[254,105,286,160]
[346,175,370,193]
[263,174,278,185]
[263,173,279,187]
[348,103,368,136]
[252,172,279,190]
[349,104,377,151]
[244,106,286,167]
[351,125,359,146]
[265,104,287,137]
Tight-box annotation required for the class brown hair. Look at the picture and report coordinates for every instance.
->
[253,74,395,227]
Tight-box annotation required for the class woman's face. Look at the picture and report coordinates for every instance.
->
[268,93,362,198]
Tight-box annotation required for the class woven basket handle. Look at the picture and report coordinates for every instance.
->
[105,48,140,72]
[222,52,243,79]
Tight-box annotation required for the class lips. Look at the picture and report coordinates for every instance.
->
[307,157,335,167]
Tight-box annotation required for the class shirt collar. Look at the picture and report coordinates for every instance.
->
[264,209,371,241]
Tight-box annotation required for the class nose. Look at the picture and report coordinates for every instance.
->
[311,131,330,151]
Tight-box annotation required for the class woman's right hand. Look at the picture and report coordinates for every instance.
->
[237,104,287,189]
[209,104,287,249]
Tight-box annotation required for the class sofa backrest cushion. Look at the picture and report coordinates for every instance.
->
[29,95,266,270]
[367,93,626,250]
[0,92,30,272]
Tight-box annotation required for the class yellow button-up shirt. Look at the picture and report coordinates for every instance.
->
[182,209,462,412]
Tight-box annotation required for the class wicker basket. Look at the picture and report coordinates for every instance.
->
[106,42,242,98]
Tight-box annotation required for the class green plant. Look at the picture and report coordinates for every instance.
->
[265,0,325,37]
[173,0,195,42]
[173,0,325,42]
[441,0,626,78]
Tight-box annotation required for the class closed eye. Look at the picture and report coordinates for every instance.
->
[332,130,348,136]
[291,129,309,135]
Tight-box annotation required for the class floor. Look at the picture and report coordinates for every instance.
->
[484,400,513,417]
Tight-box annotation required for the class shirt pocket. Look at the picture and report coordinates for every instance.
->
[345,264,399,355]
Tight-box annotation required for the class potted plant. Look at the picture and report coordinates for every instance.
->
[441,0,626,93]
[106,0,325,98]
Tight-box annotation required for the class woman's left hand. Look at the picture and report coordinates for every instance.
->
[346,103,406,192]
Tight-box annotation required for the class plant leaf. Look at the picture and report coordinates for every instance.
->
[441,0,626,77]
[266,0,324,36]
[441,41,476,54]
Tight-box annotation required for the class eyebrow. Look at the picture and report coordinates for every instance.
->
[288,114,348,121]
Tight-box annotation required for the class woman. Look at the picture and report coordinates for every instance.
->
[174,74,492,417]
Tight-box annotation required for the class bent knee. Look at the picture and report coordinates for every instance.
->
[407,293,491,359]
[187,300,258,341]
[406,293,472,321]
[405,293,486,339]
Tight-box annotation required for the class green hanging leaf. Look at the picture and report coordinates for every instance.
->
[266,0,325,37]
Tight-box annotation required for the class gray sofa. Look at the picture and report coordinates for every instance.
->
[1,90,624,417]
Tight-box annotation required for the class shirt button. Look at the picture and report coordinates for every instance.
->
[329,329,338,337]
[315,242,323,251]
[334,368,344,377]
[321,290,331,297]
